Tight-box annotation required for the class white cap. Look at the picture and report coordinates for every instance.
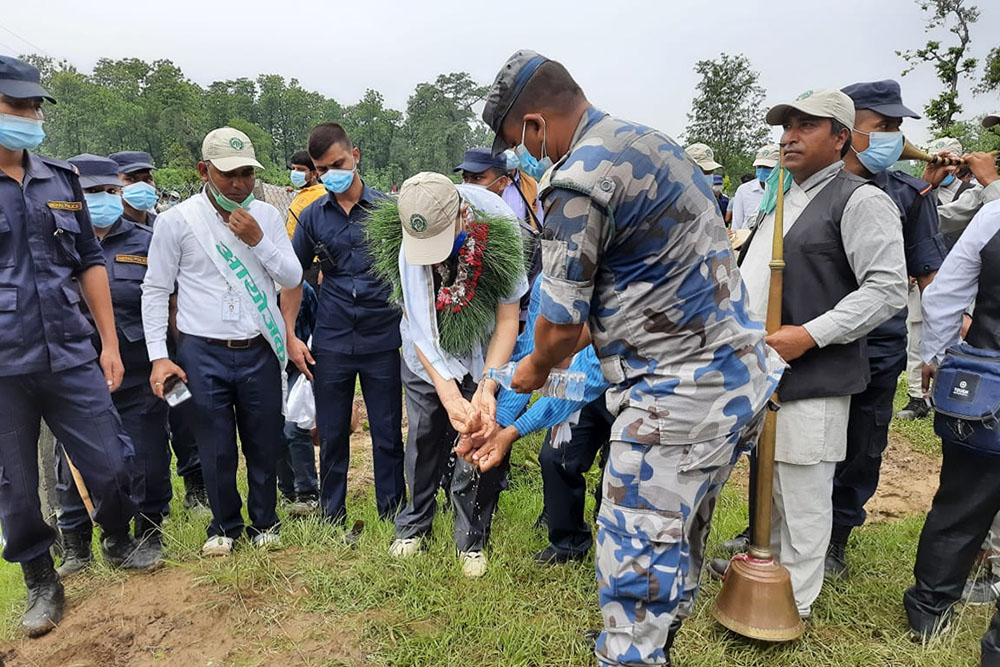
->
[753,144,780,168]
[201,127,263,172]
[984,113,1000,128]
[925,136,963,156]
[397,172,461,266]
[685,143,722,171]
[765,89,856,129]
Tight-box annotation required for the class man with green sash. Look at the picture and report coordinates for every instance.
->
[141,127,302,557]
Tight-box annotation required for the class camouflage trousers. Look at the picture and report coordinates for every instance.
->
[595,416,763,666]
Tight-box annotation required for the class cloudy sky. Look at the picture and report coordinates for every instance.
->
[2,0,997,146]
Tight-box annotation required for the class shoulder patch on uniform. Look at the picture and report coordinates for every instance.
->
[47,200,83,211]
[890,170,933,196]
[115,254,148,266]
[39,156,76,172]
[919,183,934,196]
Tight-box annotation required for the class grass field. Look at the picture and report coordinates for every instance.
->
[0,380,992,666]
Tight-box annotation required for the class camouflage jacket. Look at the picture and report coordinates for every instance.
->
[537,107,782,445]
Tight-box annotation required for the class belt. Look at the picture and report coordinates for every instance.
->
[193,334,266,350]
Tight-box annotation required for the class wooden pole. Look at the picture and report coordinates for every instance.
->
[749,146,786,559]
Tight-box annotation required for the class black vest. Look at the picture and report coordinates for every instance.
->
[740,170,871,402]
[967,229,1000,351]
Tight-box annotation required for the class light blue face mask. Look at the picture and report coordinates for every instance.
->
[940,173,956,187]
[289,169,307,188]
[0,113,45,150]
[514,118,554,181]
[853,130,904,174]
[756,167,773,184]
[121,181,159,211]
[84,192,124,228]
[320,159,356,194]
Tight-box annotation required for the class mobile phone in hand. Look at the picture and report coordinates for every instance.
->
[162,375,192,407]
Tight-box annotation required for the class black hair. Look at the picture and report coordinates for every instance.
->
[740,173,755,184]
[307,123,353,160]
[830,119,853,158]
[289,150,315,171]
[505,61,586,126]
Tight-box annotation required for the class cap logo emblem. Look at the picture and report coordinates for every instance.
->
[229,137,244,151]
[797,90,814,101]
[409,214,427,232]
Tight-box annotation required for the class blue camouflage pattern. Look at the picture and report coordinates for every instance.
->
[537,107,782,446]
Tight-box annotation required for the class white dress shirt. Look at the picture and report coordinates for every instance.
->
[142,191,302,361]
[740,161,908,464]
[921,200,1000,364]
[729,179,765,231]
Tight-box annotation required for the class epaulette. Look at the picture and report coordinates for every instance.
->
[890,169,934,197]
[37,155,78,174]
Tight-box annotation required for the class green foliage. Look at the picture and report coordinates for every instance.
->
[897,0,981,133]
[684,53,770,187]
[152,167,200,192]
[20,54,490,189]
[977,46,1000,94]
[941,117,1000,153]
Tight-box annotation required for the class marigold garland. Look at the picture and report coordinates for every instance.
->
[366,198,528,357]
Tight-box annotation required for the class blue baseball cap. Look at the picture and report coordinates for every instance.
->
[483,49,551,155]
[68,154,122,188]
[0,55,55,103]
[454,148,508,174]
[108,150,155,174]
[840,80,919,120]
[713,174,724,186]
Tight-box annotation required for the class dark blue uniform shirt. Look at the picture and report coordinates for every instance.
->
[291,184,401,355]
[867,169,947,372]
[123,208,156,229]
[77,218,153,390]
[0,152,105,376]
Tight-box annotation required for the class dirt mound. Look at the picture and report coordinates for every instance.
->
[726,432,941,523]
[0,567,364,666]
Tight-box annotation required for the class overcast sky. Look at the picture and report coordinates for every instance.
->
[1,0,997,146]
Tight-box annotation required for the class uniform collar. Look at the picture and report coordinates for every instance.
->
[21,151,55,185]
[321,181,379,211]
[100,217,134,241]
[568,106,608,153]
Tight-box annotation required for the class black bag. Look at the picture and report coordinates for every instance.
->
[932,344,1000,455]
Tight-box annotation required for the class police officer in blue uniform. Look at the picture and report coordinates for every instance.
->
[828,80,946,577]
[0,56,158,638]
[109,150,208,509]
[54,154,171,576]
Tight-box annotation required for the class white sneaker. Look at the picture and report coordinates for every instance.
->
[202,536,234,557]
[389,537,423,558]
[461,551,487,578]
[251,531,281,549]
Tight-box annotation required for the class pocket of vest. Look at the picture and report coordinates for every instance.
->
[801,240,841,253]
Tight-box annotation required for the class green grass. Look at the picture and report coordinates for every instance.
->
[0,396,988,666]
[889,376,940,456]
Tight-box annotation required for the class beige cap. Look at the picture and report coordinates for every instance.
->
[397,172,461,266]
[984,113,1000,128]
[753,144,780,168]
[765,89,856,129]
[685,143,722,171]
[926,136,963,156]
[201,127,263,172]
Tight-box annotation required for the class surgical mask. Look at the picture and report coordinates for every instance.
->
[940,173,955,187]
[756,167,773,183]
[84,192,124,228]
[502,149,519,172]
[712,185,723,194]
[852,130,904,174]
[514,119,554,181]
[207,173,254,212]
[450,230,468,259]
[0,113,45,150]
[703,173,714,188]
[121,181,158,211]
[289,169,307,188]
[320,160,356,194]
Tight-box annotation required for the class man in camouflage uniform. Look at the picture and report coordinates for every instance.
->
[481,50,782,666]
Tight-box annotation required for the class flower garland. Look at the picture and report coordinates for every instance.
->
[435,221,487,314]
[366,198,528,356]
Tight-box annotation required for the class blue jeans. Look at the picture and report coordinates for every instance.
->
[175,335,283,539]
[278,420,318,500]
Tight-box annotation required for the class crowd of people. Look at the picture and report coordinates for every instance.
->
[1,47,1000,666]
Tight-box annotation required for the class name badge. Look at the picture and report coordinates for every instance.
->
[115,254,148,266]
[222,293,241,322]
[47,201,83,211]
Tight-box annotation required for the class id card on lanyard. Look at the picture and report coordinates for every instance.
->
[222,289,242,322]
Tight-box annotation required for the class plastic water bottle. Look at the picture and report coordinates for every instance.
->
[488,362,586,401]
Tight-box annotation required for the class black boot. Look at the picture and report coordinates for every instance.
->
[55,526,93,578]
[101,532,162,570]
[825,524,852,581]
[21,553,64,638]
[134,515,164,561]
[721,526,750,555]
[664,620,681,666]
[183,473,209,510]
